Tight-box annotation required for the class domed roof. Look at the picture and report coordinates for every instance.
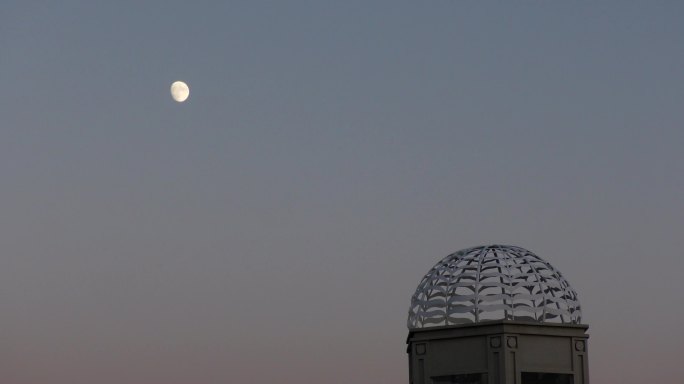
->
[408,245,582,329]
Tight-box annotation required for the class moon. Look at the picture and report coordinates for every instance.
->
[170,81,190,102]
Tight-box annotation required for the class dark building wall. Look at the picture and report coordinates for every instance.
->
[407,321,589,384]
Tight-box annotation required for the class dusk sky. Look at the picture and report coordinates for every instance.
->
[2,2,683,383]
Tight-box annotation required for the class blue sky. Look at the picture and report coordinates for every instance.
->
[2,2,683,383]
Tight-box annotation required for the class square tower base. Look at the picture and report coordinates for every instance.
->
[407,321,589,384]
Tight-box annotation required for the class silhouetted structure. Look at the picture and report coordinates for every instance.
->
[407,245,589,384]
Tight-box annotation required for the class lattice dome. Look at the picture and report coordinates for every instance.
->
[408,245,582,329]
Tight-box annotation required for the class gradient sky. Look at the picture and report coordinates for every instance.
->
[2,2,683,383]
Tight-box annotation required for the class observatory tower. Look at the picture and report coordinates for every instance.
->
[407,245,589,384]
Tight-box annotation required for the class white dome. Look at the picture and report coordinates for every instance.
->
[408,245,582,329]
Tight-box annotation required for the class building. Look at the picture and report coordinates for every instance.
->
[407,245,589,384]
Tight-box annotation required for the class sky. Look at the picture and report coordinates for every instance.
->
[1,1,683,383]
